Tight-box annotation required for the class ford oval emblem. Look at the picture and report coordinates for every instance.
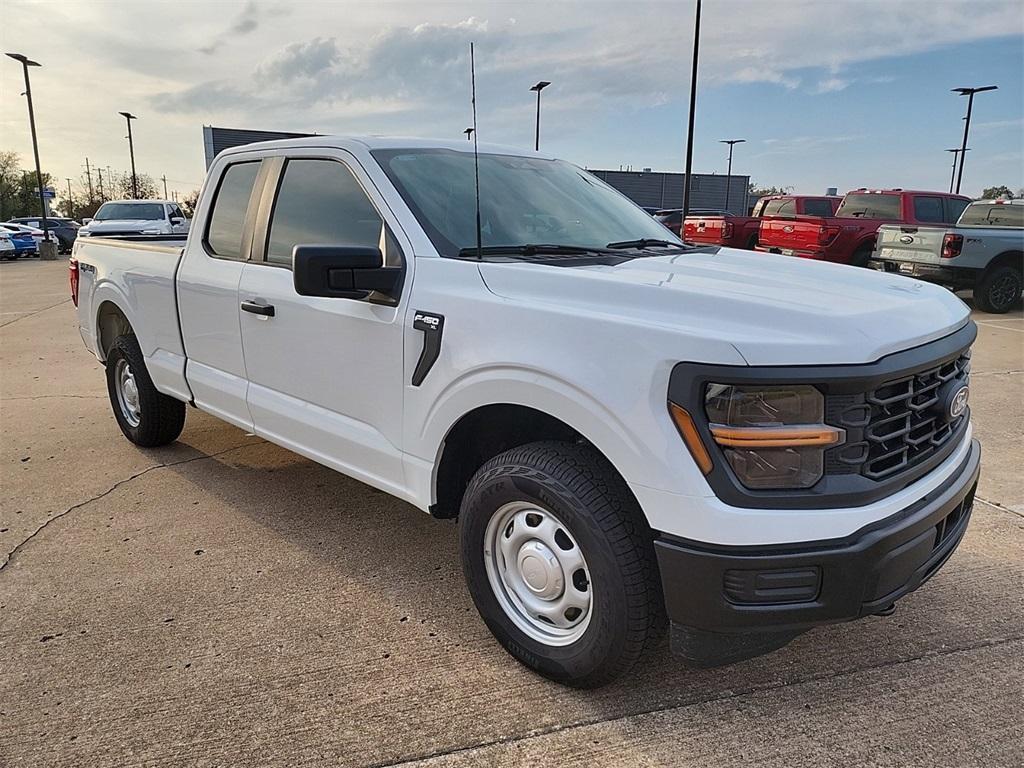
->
[899,235,914,244]
[783,225,794,233]
[948,385,969,420]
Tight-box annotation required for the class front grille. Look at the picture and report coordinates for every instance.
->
[829,351,971,482]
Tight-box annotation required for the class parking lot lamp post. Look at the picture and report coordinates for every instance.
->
[682,0,702,221]
[945,148,968,194]
[119,112,139,199]
[952,86,997,194]
[530,81,551,151]
[720,139,745,213]
[5,52,51,251]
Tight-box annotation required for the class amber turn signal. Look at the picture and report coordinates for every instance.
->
[668,403,713,475]
[709,424,844,448]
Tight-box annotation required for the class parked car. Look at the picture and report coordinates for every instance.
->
[684,195,841,250]
[757,189,972,266]
[654,208,723,236]
[0,232,15,260]
[72,136,979,687]
[7,216,79,253]
[873,199,1024,313]
[0,223,40,256]
[79,200,189,239]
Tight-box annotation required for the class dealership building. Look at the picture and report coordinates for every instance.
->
[203,126,751,214]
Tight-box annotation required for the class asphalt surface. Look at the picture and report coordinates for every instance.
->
[1,259,1022,767]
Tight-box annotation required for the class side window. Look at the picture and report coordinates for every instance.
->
[205,161,261,259]
[265,158,398,267]
[803,199,833,217]
[169,205,185,220]
[947,198,970,224]
[913,196,945,223]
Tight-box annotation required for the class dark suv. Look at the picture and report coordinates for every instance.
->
[7,216,80,253]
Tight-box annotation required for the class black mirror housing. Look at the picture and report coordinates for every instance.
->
[293,244,401,304]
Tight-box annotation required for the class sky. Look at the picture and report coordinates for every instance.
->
[1,0,1022,203]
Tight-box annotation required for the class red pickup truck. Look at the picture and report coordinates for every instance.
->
[757,189,972,266]
[683,195,840,249]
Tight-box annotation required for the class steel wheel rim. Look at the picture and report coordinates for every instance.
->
[483,501,593,646]
[114,358,141,427]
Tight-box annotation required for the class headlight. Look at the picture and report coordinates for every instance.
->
[703,384,844,489]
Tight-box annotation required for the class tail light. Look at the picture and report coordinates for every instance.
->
[722,221,734,238]
[817,225,840,246]
[69,258,79,307]
[941,233,964,259]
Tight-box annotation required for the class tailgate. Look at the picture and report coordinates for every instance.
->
[683,216,726,244]
[758,217,821,252]
[875,225,947,264]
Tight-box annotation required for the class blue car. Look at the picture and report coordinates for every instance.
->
[0,224,38,257]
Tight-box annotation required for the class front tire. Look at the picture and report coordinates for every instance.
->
[974,264,1022,314]
[459,441,664,687]
[105,334,185,447]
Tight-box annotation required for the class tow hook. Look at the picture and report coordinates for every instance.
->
[873,603,897,617]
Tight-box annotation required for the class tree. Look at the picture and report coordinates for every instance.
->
[109,170,159,200]
[980,185,1015,200]
[180,189,201,218]
[0,150,55,220]
[748,182,793,197]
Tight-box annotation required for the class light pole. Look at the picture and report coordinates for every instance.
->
[119,111,139,199]
[719,139,745,213]
[945,148,969,194]
[530,81,550,151]
[952,85,996,194]
[464,127,474,141]
[5,52,52,254]
[682,0,702,221]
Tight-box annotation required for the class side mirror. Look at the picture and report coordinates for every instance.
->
[82,217,93,225]
[170,217,184,225]
[293,244,402,304]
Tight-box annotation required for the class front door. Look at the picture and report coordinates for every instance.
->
[238,154,409,497]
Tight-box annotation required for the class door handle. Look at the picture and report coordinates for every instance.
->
[241,300,275,317]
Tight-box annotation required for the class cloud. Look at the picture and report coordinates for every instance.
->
[199,0,269,55]
[258,37,341,82]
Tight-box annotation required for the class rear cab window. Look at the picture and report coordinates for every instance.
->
[958,203,1024,228]
[912,196,945,224]
[835,194,901,220]
[205,161,262,259]
[762,199,795,216]
[802,199,834,217]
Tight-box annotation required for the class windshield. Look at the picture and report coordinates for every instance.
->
[94,203,165,221]
[958,203,1024,228]
[835,194,901,220]
[372,149,682,257]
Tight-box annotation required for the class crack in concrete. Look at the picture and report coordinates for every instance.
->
[1,394,106,402]
[976,496,1024,520]
[372,635,1024,768]
[0,297,71,329]
[970,369,1023,376]
[0,440,261,572]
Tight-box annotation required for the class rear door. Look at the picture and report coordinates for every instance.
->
[177,156,267,430]
[237,151,410,497]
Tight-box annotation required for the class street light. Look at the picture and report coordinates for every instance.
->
[119,111,139,199]
[951,85,997,194]
[719,139,745,213]
[464,127,474,141]
[529,81,551,151]
[682,0,702,221]
[945,148,969,194]
[5,52,50,250]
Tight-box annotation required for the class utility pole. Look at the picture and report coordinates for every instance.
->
[83,157,94,202]
[161,174,168,198]
[681,0,702,221]
[96,167,104,201]
[65,177,73,215]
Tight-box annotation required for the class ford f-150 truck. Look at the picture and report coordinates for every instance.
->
[872,199,1023,314]
[683,195,840,250]
[72,137,980,688]
[758,189,972,266]
[80,199,190,239]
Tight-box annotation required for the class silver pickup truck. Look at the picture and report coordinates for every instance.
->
[873,199,1023,313]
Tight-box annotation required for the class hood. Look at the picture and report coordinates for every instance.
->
[479,248,971,366]
[85,219,164,232]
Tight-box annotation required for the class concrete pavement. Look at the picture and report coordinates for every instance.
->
[1,259,1022,767]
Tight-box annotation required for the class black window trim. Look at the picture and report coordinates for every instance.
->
[249,154,407,294]
[201,158,269,262]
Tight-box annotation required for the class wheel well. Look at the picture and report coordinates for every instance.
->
[96,301,132,360]
[432,404,588,519]
[985,250,1023,275]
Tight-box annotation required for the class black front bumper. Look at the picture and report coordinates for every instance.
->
[656,438,980,664]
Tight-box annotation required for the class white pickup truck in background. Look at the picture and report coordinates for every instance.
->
[79,199,190,239]
[71,136,980,687]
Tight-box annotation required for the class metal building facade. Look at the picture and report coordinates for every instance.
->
[202,126,750,213]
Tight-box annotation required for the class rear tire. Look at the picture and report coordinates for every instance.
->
[851,244,874,268]
[974,264,1022,314]
[459,441,665,687]
[105,334,185,447]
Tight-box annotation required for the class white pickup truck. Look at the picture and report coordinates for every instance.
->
[72,136,980,687]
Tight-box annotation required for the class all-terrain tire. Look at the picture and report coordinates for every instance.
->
[974,264,1022,314]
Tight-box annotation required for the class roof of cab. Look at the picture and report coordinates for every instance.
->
[219,135,551,159]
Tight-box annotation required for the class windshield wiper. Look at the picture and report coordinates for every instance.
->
[456,243,614,258]
[605,238,683,250]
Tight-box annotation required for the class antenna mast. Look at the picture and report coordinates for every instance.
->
[470,42,482,260]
